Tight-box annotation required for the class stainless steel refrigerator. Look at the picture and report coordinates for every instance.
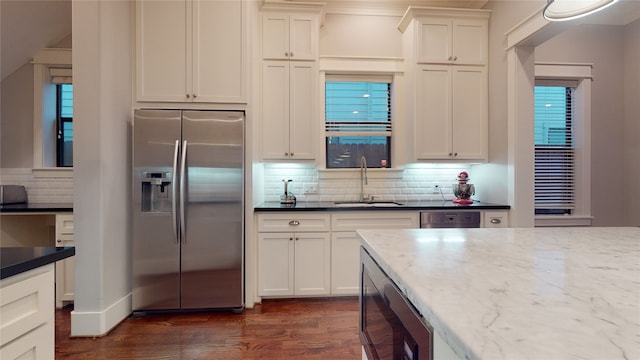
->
[132,109,244,313]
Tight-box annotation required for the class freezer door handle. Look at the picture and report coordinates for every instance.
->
[180,140,188,243]
[172,140,180,244]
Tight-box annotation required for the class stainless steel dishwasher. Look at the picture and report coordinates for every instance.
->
[420,211,481,228]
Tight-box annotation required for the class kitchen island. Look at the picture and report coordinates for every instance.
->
[357,227,640,359]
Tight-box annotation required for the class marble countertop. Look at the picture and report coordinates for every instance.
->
[357,227,640,360]
[0,247,75,280]
[255,200,509,211]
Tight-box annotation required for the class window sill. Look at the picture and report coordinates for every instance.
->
[32,168,73,179]
[318,168,403,180]
[535,215,593,227]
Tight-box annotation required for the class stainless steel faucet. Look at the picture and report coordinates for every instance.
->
[360,156,371,202]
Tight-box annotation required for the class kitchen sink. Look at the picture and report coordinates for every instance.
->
[333,201,404,207]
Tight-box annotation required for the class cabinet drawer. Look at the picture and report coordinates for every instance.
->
[483,211,509,228]
[1,265,54,347]
[56,214,74,237]
[331,211,419,232]
[258,213,330,232]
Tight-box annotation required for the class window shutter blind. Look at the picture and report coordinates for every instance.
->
[325,81,391,137]
[534,86,574,213]
[50,68,72,84]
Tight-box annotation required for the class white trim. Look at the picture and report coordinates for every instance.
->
[318,56,404,74]
[70,293,131,337]
[32,168,73,178]
[535,215,593,227]
[535,63,593,79]
[31,48,72,65]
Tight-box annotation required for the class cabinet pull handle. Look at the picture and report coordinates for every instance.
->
[490,218,502,224]
[289,220,300,226]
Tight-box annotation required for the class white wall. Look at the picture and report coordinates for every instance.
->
[0,64,34,168]
[70,0,132,336]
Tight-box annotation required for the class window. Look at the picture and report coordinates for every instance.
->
[325,76,391,168]
[57,84,73,167]
[534,84,574,215]
[533,63,592,226]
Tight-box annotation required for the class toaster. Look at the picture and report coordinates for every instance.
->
[0,185,27,205]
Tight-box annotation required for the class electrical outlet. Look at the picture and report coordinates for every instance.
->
[303,183,318,194]
[430,184,442,194]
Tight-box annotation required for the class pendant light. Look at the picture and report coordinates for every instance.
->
[543,0,618,21]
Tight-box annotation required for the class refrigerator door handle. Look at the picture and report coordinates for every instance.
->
[180,140,188,243]
[172,140,180,244]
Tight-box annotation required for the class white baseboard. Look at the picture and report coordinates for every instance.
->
[70,293,131,337]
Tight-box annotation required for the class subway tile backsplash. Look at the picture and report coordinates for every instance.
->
[263,163,469,203]
[0,168,74,204]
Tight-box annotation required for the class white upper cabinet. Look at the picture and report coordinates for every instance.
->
[417,17,488,65]
[262,13,318,61]
[261,61,317,160]
[136,0,246,103]
[399,7,490,162]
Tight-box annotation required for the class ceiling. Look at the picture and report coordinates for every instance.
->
[0,0,72,81]
[0,0,638,82]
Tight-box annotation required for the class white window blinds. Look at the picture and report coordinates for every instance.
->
[534,83,575,214]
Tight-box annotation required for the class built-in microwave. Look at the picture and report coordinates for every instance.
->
[360,247,433,360]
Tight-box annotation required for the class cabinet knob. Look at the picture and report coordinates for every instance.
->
[57,239,62,243]
[490,218,502,224]
[290,153,294,157]
[449,152,453,156]
[285,152,289,156]
[289,237,293,241]
[290,52,294,57]
[454,152,458,157]
[285,52,289,57]
[289,220,300,226]
[448,56,453,61]
[295,237,299,241]
[453,56,458,61]
[186,94,190,98]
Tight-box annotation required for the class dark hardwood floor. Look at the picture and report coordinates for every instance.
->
[55,297,361,359]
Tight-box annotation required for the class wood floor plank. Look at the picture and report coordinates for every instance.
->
[55,297,361,359]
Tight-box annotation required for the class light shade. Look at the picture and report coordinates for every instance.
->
[543,0,618,21]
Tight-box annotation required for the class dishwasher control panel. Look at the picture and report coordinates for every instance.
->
[420,211,481,228]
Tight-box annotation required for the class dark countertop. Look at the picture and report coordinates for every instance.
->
[1,247,75,280]
[254,200,510,211]
[0,203,73,213]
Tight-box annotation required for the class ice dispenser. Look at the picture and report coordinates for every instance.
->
[140,171,172,213]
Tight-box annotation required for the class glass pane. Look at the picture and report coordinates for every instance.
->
[60,84,73,117]
[326,136,390,168]
[60,119,73,167]
[534,86,571,146]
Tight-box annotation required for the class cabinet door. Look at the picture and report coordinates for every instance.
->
[451,66,487,160]
[417,17,451,64]
[289,14,317,60]
[415,64,452,159]
[261,61,290,159]
[294,232,330,296]
[136,0,189,102]
[55,239,75,308]
[288,62,316,160]
[331,232,360,295]
[452,19,487,65]
[192,0,245,103]
[262,13,289,60]
[258,233,294,296]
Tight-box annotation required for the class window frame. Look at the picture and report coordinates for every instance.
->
[56,84,73,167]
[322,73,395,170]
[32,48,73,176]
[534,63,592,227]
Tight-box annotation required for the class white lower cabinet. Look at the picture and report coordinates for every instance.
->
[55,214,74,308]
[257,213,330,297]
[0,264,55,360]
[330,211,419,295]
[482,211,509,228]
